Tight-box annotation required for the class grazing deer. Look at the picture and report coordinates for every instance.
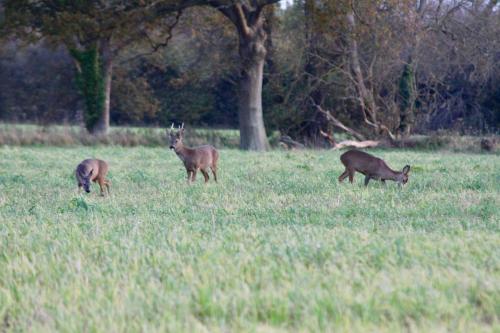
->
[75,159,111,195]
[339,150,410,186]
[168,124,219,184]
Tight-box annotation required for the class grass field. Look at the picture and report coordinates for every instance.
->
[0,146,499,332]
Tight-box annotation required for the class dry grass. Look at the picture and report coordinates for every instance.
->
[1,123,498,153]
[0,124,240,148]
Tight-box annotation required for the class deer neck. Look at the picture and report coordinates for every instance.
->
[381,166,401,181]
[174,144,192,162]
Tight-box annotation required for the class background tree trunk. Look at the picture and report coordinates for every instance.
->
[304,0,327,146]
[70,46,104,135]
[397,61,416,137]
[397,0,426,137]
[92,38,113,135]
[215,2,274,151]
[238,48,269,150]
[237,18,269,150]
[69,38,113,135]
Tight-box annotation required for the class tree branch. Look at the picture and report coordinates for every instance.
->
[313,102,366,141]
[233,3,251,37]
[119,10,183,64]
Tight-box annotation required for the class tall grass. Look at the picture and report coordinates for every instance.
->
[0,147,499,332]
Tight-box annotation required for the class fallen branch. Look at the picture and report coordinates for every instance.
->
[331,140,380,150]
[319,130,380,150]
[313,103,366,141]
[319,130,336,146]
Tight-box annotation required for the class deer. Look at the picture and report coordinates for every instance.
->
[338,149,410,186]
[168,123,219,184]
[75,159,111,196]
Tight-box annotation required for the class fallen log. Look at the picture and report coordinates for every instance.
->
[331,140,381,150]
[319,130,381,150]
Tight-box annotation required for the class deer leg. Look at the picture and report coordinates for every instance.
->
[104,180,111,194]
[201,169,209,183]
[187,171,193,184]
[348,169,355,183]
[364,175,371,187]
[192,170,197,182]
[381,179,386,186]
[98,179,105,196]
[338,169,349,182]
[211,166,217,183]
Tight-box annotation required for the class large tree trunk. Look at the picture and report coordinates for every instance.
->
[238,51,268,150]
[214,2,275,151]
[237,23,269,150]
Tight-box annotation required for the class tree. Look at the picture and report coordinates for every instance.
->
[202,0,279,150]
[396,0,425,137]
[4,0,181,135]
[345,5,398,141]
[155,0,279,150]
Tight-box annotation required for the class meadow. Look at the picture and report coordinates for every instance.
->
[0,146,498,332]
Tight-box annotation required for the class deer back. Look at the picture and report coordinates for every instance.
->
[76,159,108,181]
[185,145,218,168]
[341,150,397,178]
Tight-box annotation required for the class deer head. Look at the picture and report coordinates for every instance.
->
[397,165,411,185]
[168,123,185,150]
[82,169,93,193]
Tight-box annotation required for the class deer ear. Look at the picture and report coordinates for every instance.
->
[402,165,410,175]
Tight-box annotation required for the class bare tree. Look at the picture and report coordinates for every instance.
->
[345,7,398,140]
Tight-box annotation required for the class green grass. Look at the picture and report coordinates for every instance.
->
[0,147,499,332]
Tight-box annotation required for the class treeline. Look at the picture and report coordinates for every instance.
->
[0,1,499,149]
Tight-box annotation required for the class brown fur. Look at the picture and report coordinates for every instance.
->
[168,126,219,184]
[75,159,111,195]
[339,150,410,186]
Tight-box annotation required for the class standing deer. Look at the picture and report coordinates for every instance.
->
[75,159,111,195]
[339,150,410,186]
[168,124,219,184]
